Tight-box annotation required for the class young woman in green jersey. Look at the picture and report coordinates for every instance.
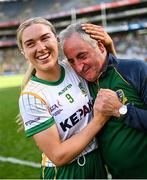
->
[17,17,120,179]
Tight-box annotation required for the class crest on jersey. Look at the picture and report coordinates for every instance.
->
[78,82,88,96]
[116,89,128,104]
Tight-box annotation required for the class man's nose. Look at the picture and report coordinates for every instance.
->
[74,60,84,73]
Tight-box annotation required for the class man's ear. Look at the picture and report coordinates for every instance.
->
[97,41,105,53]
[57,36,60,42]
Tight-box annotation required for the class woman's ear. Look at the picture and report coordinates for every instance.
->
[21,50,24,55]
[21,50,28,61]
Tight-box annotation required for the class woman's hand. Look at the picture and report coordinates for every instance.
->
[93,88,122,117]
[82,23,117,56]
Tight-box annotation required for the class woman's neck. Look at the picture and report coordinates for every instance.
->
[35,64,61,82]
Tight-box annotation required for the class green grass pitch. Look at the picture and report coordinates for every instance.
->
[0,75,41,179]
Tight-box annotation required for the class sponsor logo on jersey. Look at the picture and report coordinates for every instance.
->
[25,117,40,126]
[50,100,63,116]
[58,84,72,96]
[60,99,93,132]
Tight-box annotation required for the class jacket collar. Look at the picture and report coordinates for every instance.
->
[100,53,118,78]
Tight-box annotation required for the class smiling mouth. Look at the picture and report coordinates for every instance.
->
[82,66,90,74]
[37,52,51,61]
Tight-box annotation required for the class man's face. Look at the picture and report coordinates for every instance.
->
[63,32,106,82]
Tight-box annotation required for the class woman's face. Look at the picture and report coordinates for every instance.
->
[21,23,59,72]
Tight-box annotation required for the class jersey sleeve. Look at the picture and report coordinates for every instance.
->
[125,104,147,132]
[119,60,147,132]
[19,93,55,137]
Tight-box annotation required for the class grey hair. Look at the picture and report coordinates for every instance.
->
[59,22,98,51]
[17,17,56,51]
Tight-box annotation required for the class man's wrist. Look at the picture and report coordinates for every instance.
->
[119,104,128,115]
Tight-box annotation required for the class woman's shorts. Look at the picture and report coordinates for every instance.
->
[40,148,107,179]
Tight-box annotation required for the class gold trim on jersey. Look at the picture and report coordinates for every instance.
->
[21,92,49,107]
[42,153,48,167]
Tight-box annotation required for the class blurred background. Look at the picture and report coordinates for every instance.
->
[0,0,147,76]
[0,0,147,178]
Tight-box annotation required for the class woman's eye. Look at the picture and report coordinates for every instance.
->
[26,42,34,48]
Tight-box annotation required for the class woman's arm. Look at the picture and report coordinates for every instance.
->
[21,93,107,166]
[81,23,117,56]
[21,89,121,166]
[19,92,109,167]
[33,89,123,166]
[33,112,107,166]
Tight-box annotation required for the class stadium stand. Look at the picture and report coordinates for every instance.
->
[0,0,147,74]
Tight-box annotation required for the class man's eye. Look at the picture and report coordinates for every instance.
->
[79,54,87,59]
[68,59,74,64]
[42,36,50,41]
[78,52,88,60]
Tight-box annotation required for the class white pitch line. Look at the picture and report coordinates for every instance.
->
[0,156,41,168]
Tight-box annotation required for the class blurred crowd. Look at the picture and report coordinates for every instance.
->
[0,0,120,22]
[0,0,147,75]
[113,30,147,61]
[0,30,147,75]
[0,48,27,75]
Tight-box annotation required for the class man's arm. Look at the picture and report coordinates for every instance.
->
[89,84,147,132]
[118,59,147,132]
[124,105,147,132]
